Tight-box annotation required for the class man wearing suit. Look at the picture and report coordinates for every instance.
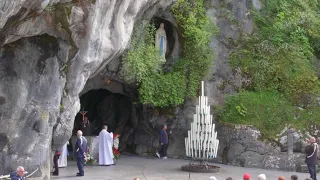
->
[10,166,25,180]
[74,130,87,176]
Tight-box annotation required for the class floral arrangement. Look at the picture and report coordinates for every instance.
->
[113,147,120,160]
[84,147,96,165]
[113,134,120,160]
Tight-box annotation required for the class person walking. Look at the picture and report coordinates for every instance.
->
[74,130,87,176]
[305,137,318,180]
[156,124,169,159]
[52,146,63,176]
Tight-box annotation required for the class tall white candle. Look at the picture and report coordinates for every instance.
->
[205,96,207,108]
[202,81,204,96]
[185,138,188,156]
[214,140,219,158]
[187,131,190,156]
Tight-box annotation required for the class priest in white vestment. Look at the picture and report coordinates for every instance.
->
[58,141,69,167]
[99,125,114,165]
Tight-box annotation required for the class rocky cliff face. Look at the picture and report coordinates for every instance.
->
[0,0,310,178]
[0,0,174,179]
[108,0,309,172]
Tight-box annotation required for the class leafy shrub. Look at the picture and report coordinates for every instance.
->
[139,71,187,107]
[218,91,297,137]
[121,24,164,83]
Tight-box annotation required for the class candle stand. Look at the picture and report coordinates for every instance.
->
[181,81,220,173]
[181,158,220,173]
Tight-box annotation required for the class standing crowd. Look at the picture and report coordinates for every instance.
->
[210,174,307,180]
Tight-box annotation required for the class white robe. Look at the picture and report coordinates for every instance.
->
[58,143,68,167]
[99,130,114,165]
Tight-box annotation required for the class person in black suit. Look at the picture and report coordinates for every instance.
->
[74,130,87,176]
[305,137,318,180]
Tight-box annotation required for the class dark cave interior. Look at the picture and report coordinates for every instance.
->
[72,89,133,136]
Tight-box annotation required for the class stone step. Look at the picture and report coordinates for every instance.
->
[299,164,318,173]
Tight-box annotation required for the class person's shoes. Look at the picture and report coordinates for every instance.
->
[163,156,167,159]
[76,174,84,176]
[52,173,59,176]
[156,152,160,158]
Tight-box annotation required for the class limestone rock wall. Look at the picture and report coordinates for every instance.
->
[118,0,308,172]
[0,0,311,176]
[0,0,174,179]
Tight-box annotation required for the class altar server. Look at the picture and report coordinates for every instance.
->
[58,141,69,167]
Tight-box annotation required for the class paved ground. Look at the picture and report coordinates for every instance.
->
[51,155,311,180]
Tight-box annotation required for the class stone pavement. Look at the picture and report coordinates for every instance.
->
[51,155,311,180]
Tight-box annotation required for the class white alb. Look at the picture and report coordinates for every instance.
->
[58,142,68,167]
[99,129,114,165]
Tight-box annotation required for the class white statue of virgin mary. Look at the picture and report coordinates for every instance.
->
[155,23,167,61]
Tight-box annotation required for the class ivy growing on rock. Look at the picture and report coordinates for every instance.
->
[122,0,218,107]
[121,24,164,83]
[218,91,297,137]
[220,0,320,137]
[230,0,320,104]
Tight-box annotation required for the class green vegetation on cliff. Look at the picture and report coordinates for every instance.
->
[219,0,320,137]
[121,24,163,83]
[122,0,218,107]
[219,91,297,137]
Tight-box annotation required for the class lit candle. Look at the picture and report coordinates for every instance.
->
[198,139,201,158]
[206,110,209,124]
[187,132,190,154]
[214,140,219,158]
[203,129,207,158]
[205,96,207,107]
[210,140,214,158]
[202,81,204,96]
[212,124,215,133]
[185,138,188,156]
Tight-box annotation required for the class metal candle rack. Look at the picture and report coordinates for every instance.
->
[182,81,220,173]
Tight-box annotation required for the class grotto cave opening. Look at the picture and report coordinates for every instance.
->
[69,88,137,157]
[72,89,133,137]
